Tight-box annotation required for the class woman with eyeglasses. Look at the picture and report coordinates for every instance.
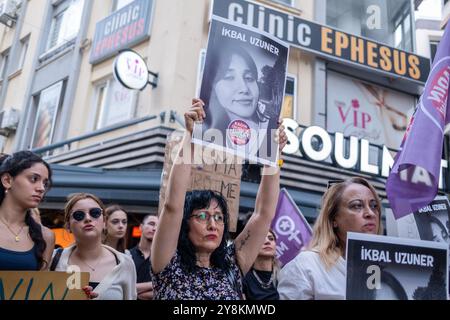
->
[278,177,383,300]
[150,98,287,300]
[51,193,137,300]
[0,151,55,271]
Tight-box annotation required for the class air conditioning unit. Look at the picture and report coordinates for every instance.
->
[0,0,18,28]
[0,108,19,136]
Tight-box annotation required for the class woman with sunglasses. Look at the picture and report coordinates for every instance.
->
[0,151,55,271]
[51,193,137,300]
[278,177,383,300]
[151,99,287,300]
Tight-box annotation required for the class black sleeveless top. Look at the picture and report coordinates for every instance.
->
[242,268,279,300]
[0,245,39,270]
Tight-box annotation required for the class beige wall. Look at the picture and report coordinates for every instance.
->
[2,0,316,152]
[1,0,46,153]
[443,1,450,28]
[69,0,316,150]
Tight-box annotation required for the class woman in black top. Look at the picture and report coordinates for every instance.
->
[243,229,280,300]
[0,151,54,270]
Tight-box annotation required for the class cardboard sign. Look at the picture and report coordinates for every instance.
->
[0,271,89,300]
[159,131,242,232]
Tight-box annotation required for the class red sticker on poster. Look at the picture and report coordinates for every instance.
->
[228,120,251,146]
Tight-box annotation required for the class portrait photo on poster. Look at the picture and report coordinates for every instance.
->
[413,196,450,268]
[194,15,289,166]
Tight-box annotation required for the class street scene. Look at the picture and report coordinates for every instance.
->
[0,0,449,308]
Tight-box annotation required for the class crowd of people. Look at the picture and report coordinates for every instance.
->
[0,99,444,301]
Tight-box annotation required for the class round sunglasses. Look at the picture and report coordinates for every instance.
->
[71,208,103,222]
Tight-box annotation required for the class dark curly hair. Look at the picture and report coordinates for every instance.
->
[178,190,232,273]
[0,151,53,269]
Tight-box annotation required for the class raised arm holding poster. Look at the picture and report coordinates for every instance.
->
[346,232,448,300]
[193,15,289,167]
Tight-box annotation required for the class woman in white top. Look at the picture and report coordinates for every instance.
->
[52,193,137,300]
[278,177,383,300]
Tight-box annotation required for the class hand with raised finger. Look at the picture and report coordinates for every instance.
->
[184,98,206,135]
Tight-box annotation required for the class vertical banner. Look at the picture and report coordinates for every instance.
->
[31,82,63,149]
[159,131,242,232]
[346,233,448,300]
[270,188,312,266]
[193,15,289,167]
[386,22,450,219]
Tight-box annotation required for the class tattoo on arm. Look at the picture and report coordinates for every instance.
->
[237,230,251,251]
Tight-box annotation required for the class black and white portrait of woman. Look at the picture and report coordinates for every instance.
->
[413,200,450,265]
[196,17,289,166]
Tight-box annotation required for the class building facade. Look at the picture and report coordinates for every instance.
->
[0,0,440,242]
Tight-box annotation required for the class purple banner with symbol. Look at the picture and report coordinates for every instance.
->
[271,188,312,266]
[386,22,450,219]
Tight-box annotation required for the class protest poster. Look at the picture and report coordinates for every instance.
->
[386,195,450,293]
[0,271,89,300]
[346,232,448,300]
[159,131,242,232]
[193,15,289,167]
[271,188,312,266]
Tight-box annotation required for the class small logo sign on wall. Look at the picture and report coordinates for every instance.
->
[113,50,157,90]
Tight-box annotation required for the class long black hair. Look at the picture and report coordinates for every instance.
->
[178,190,231,273]
[0,151,53,269]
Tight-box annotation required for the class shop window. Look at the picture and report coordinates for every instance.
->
[0,50,10,81]
[430,40,439,63]
[195,49,207,97]
[281,76,296,119]
[326,0,414,51]
[31,81,65,149]
[326,70,415,151]
[46,0,84,52]
[272,0,294,6]
[93,77,138,130]
[16,35,29,72]
[113,0,135,11]
[393,3,412,51]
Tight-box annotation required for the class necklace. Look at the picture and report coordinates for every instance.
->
[74,249,101,272]
[80,259,100,271]
[252,269,273,289]
[0,218,25,242]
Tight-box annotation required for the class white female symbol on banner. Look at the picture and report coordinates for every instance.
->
[275,215,303,245]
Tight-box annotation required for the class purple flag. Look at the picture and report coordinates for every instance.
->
[270,188,312,266]
[386,22,450,219]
